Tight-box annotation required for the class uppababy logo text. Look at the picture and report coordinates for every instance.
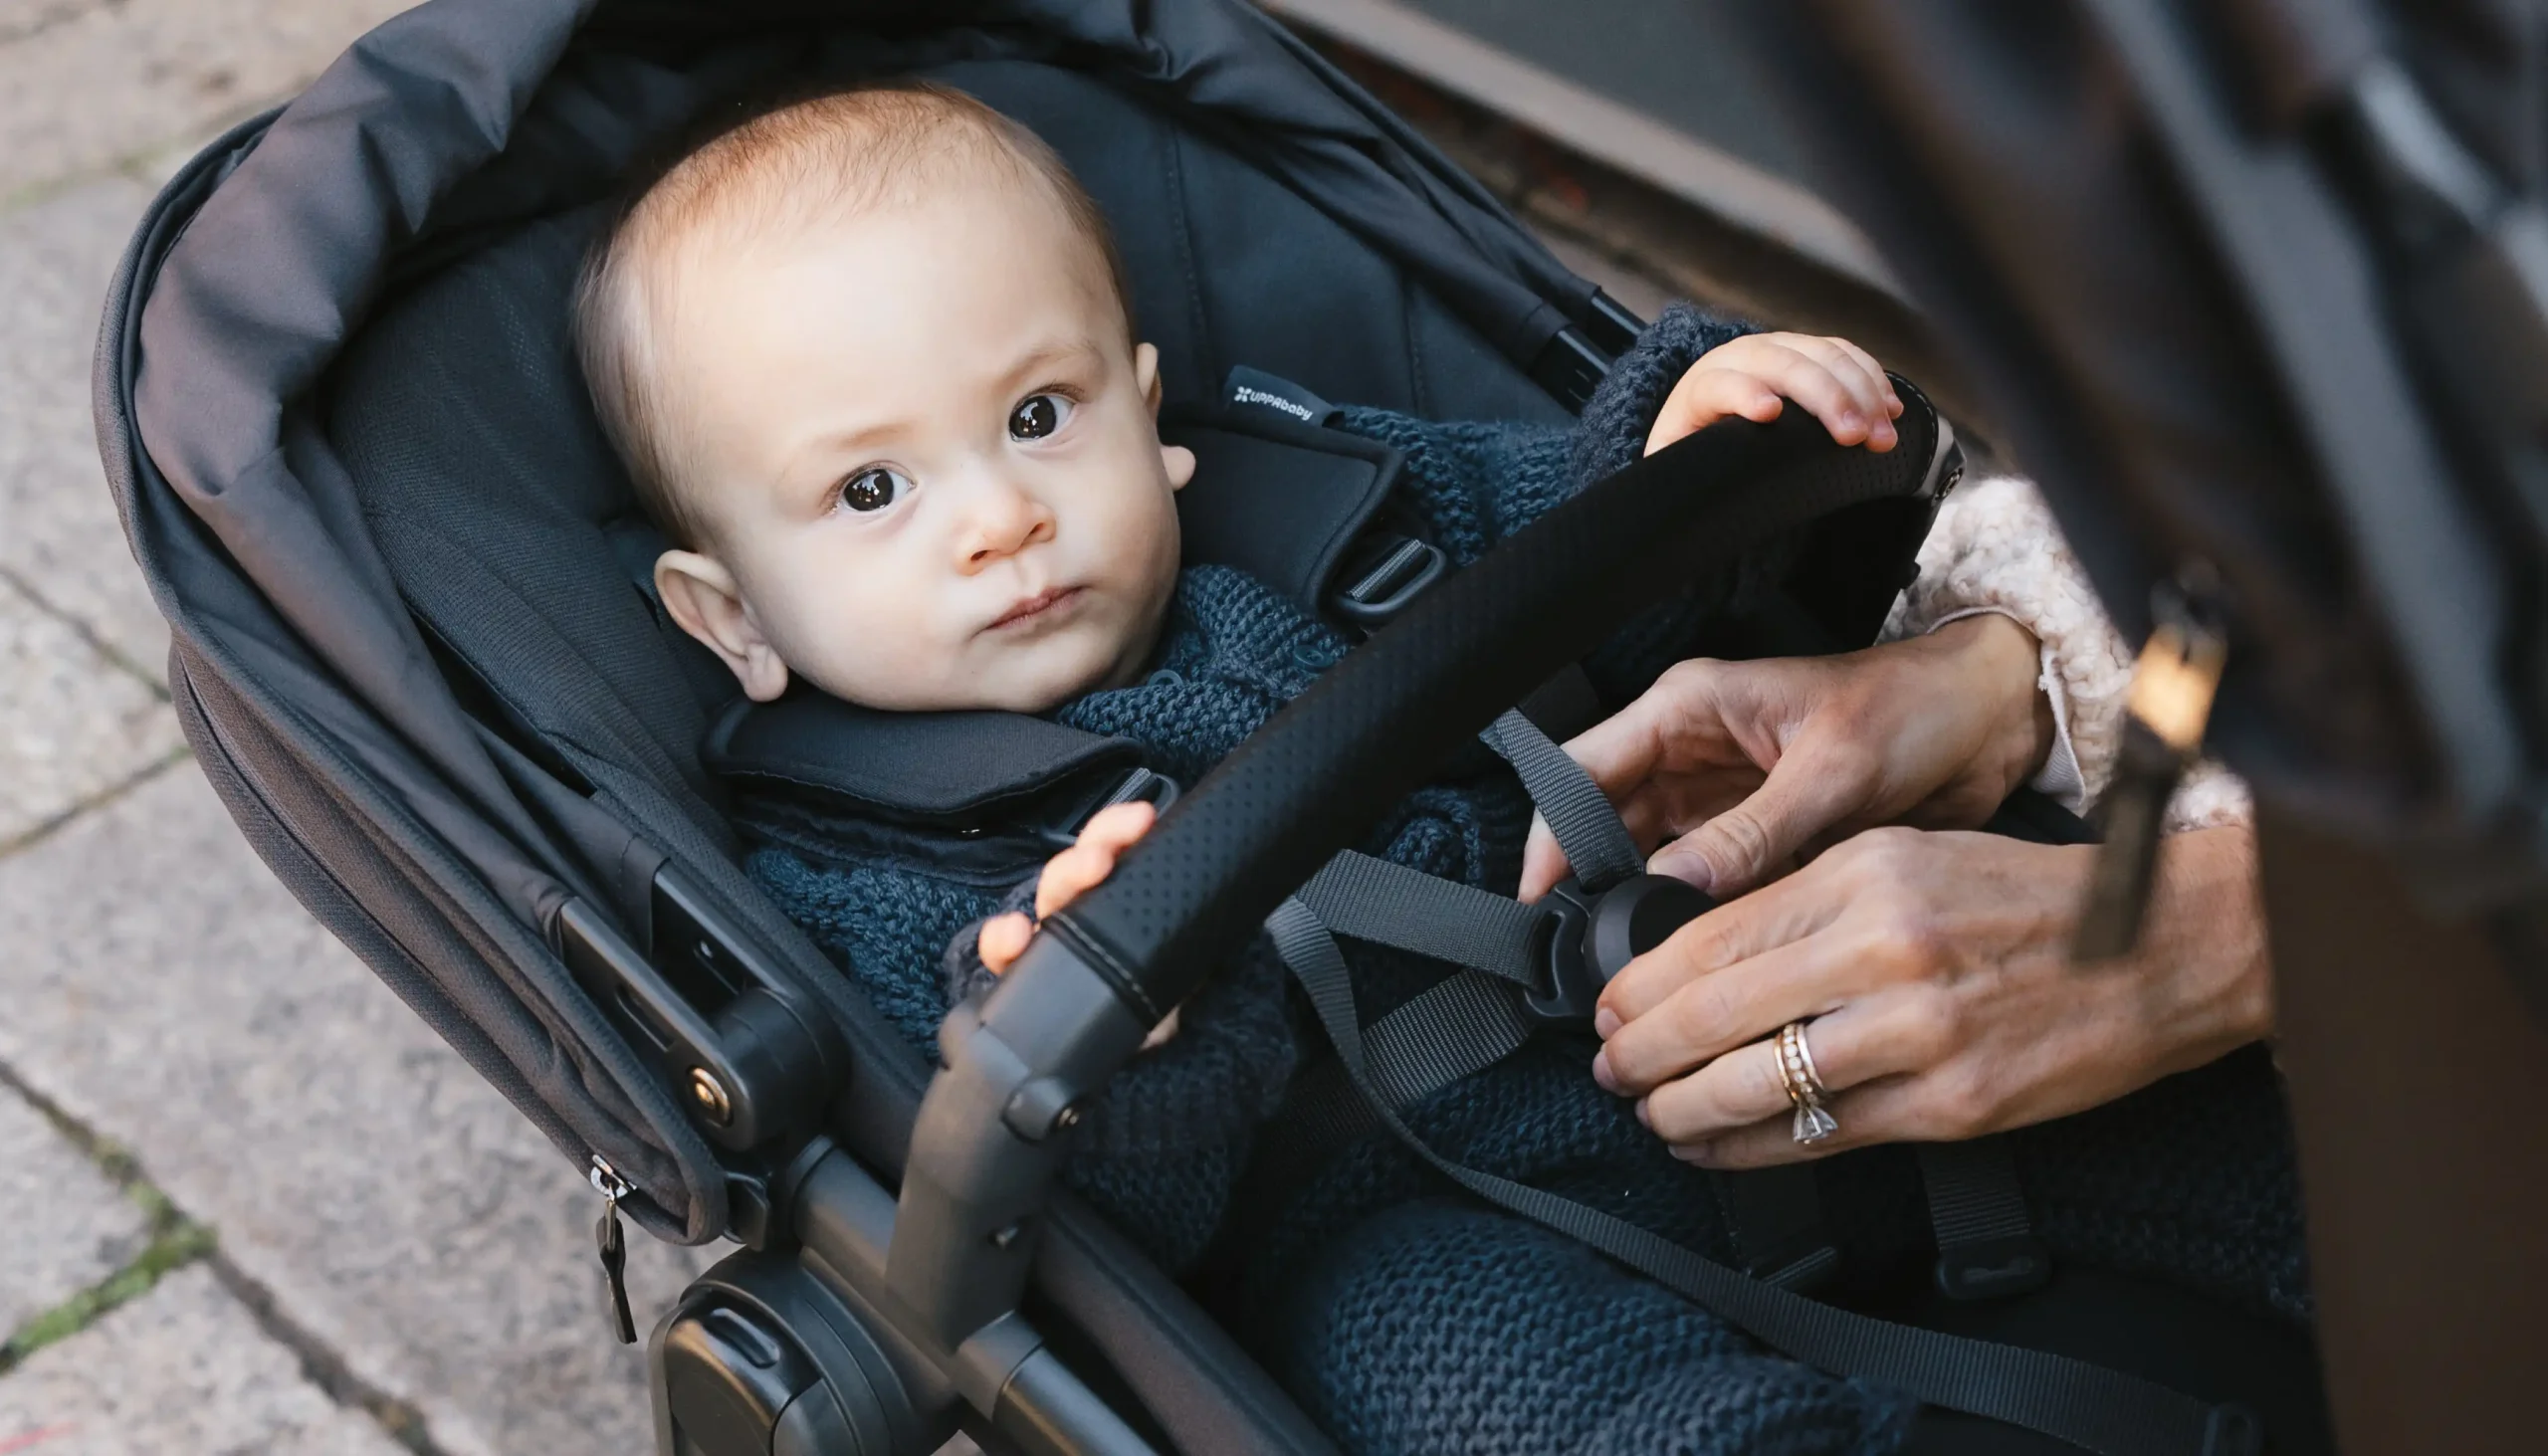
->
[1234,385,1316,422]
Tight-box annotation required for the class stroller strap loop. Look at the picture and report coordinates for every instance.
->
[1480,707,1645,891]
[1267,901,2258,1456]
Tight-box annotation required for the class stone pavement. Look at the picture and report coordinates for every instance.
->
[0,5,718,1454]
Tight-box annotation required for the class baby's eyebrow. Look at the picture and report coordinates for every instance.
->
[997,336,1107,390]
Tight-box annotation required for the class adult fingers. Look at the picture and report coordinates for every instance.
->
[1592,910,1861,1092]
[1634,996,1935,1147]
[978,912,1034,974]
[1518,686,1697,901]
[1646,743,1867,897]
[1679,1071,1962,1169]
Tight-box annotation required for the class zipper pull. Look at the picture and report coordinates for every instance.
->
[589,1155,638,1345]
[2072,580,2228,961]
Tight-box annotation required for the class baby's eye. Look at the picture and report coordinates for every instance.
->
[836,466,910,514]
[1009,392,1075,442]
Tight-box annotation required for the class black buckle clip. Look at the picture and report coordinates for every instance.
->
[2203,1404,2263,1456]
[1037,767,1180,850]
[1527,874,1717,1023]
[1933,1235,2053,1302]
[1330,532,1447,628]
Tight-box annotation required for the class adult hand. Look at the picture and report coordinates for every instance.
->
[1521,613,2053,902]
[1588,824,2272,1166]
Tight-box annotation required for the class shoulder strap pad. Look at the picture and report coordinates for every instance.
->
[1166,384,1405,618]
[704,692,1148,833]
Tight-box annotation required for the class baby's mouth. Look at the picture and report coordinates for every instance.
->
[987,584,1085,631]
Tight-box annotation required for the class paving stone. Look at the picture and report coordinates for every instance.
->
[0,1087,146,1341]
[0,1264,409,1456]
[0,0,416,204]
[0,175,167,684]
[0,576,180,847]
[0,765,717,1456]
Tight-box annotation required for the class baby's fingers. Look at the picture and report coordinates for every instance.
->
[979,912,1035,974]
[1034,800,1159,919]
[1643,368,1787,457]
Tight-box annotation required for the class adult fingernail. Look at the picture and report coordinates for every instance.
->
[1591,1049,1619,1093]
[1592,1006,1621,1039]
[1650,851,1711,891]
[1634,1097,1651,1129]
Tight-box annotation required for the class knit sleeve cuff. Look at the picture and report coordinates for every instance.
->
[1881,473,2252,828]
[1565,302,1754,494]
[1911,605,2089,813]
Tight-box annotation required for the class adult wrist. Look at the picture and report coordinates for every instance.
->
[2133,826,2275,1062]
[1926,612,2056,793]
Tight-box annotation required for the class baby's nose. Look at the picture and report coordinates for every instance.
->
[958,480,1057,570]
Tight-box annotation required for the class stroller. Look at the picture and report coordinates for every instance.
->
[95,2,2319,1452]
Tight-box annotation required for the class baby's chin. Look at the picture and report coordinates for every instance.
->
[810,624,1163,715]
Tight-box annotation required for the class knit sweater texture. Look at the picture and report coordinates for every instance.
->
[748,308,2308,1456]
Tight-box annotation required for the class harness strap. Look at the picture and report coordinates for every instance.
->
[1297,851,1545,987]
[1918,1141,2053,1301]
[1482,708,1643,891]
[1360,971,1538,1110]
[1714,1166,1842,1292]
[1267,900,2253,1456]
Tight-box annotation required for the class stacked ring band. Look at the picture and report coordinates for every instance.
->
[1777,1020,1838,1144]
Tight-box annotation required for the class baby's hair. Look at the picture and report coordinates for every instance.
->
[573,80,1132,548]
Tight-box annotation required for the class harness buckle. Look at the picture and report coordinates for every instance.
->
[1933,1234,2053,1301]
[1330,531,1447,627]
[1527,874,1717,1023]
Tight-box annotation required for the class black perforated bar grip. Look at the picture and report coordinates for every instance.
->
[1048,386,1943,1024]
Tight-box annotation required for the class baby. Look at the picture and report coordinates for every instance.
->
[574,83,1898,721]
[575,81,1924,1456]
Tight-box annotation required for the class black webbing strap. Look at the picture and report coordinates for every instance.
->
[1713,1166,1842,1291]
[1360,971,1539,1110]
[1481,709,1643,891]
[1297,851,1547,986]
[1269,899,2246,1456]
[1918,1141,2053,1301]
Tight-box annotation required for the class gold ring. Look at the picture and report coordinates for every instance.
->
[1778,1020,1838,1144]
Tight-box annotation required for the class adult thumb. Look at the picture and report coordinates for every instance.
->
[1648,758,1854,896]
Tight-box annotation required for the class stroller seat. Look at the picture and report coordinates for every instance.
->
[104,4,2320,1453]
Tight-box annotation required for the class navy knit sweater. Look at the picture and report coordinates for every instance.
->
[749,308,2309,1456]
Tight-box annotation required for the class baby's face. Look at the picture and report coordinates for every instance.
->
[654,182,1191,712]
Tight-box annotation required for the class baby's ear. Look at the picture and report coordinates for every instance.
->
[1135,342,1197,492]
[655,550,791,702]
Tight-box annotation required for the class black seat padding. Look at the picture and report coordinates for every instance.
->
[325,60,1577,842]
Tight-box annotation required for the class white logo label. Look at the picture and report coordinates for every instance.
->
[1233,385,1316,422]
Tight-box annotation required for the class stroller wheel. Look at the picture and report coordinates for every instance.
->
[654,1251,934,1456]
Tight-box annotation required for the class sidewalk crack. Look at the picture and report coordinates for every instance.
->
[0,1063,448,1456]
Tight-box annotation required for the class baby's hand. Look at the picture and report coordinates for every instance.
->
[1644,331,1903,458]
[977,801,1180,1048]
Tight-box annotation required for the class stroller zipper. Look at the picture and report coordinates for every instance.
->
[589,1155,638,1345]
